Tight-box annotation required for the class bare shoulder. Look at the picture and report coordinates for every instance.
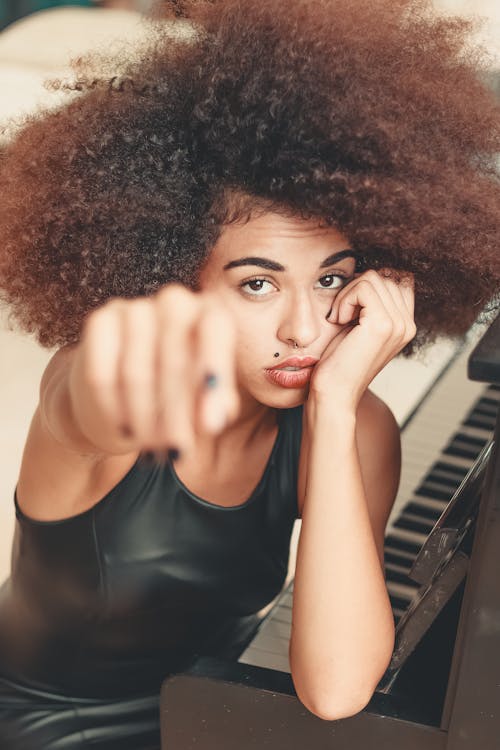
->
[17,409,139,522]
[16,346,139,522]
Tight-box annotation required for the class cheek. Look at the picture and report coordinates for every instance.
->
[231,310,275,374]
[234,323,267,367]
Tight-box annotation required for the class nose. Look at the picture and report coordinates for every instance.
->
[276,290,323,350]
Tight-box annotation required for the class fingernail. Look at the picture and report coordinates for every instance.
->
[167,447,180,463]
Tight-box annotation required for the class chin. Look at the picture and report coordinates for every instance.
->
[256,383,309,410]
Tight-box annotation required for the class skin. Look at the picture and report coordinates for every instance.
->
[16,210,415,719]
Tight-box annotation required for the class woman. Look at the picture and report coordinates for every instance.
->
[0,0,498,748]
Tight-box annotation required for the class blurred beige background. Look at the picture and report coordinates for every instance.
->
[0,0,499,582]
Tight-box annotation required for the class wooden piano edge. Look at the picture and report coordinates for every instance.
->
[160,658,446,749]
[439,309,500,743]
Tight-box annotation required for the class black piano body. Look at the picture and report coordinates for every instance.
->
[161,313,500,750]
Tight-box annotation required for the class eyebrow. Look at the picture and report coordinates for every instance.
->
[223,249,357,272]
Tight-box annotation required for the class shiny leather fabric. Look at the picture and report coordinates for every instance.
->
[0,678,161,750]
[0,406,303,748]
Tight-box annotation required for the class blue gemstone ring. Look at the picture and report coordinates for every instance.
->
[204,372,218,389]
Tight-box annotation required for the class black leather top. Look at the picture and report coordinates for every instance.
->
[0,405,303,700]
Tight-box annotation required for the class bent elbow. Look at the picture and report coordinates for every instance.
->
[290,639,393,722]
[295,685,376,721]
[296,684,375,722]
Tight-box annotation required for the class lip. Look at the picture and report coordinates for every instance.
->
[264,356,319,389]
[270,356,319,370]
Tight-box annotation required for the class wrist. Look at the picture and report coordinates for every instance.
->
[309,374,366,412]
[305,390,357,432]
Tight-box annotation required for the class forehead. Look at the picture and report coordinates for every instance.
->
[210,212,351,262]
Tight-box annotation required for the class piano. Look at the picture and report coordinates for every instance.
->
[160,313,500,750]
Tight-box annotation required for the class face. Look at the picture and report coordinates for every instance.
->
[198,212,356,409]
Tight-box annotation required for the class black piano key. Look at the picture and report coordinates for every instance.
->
[464,415,497,431]
[394,515,435,535]
[384,534,422,557]
[432,460,469,480]
[426,465,463,482]
[478,396,500,408]
[474,399,499,417]
[415,484,453,503]
[404,501,443,521]
[385,567,419,588]
[469,408,498,425]
[454,432,488,449]
[389,593,411,612]
[444,435,486,461]
[444,445,482,461]
[421,473,460,492]
[384,550,414,571]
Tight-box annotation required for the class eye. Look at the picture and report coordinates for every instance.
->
[239,278,275,296]
[315,274,347,290]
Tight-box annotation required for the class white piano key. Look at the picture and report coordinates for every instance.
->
[249,633,290,655]
[255,619,291,641]
[269,607,292,626]
[239,647,290,673]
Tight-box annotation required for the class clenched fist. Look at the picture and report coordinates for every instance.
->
[68,284,240,457]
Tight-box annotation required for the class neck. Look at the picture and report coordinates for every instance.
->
[194,393,278,463]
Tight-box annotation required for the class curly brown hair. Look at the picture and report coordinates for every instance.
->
[0,0,499,349]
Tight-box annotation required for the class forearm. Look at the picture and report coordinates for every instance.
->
[289,397,395,719]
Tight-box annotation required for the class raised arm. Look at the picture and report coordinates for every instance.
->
[289,270,415,720]
[17,285,238,521]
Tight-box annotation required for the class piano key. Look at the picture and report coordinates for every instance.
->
[407,497,448,516]
[271,607,292,626]
[239,648,290,673]
[384,534,422,557]
[478,396,500,408]
[451,432,490,450]
[255,619,291,641]
[415,484,455,503]
[385,565,420,588]
[403,502,443,521]
[388,578,419,600]
[464,415,497,431]
[384,550,414,571]
[432,461,469,479]
[389,594,411,612]
[276,591,293,609]
[249,633,290,655]
[421,472,461,491]
[394,515,435,536]
[471,398,500,418]
[458,419,497,437]
[444,441,485,462]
